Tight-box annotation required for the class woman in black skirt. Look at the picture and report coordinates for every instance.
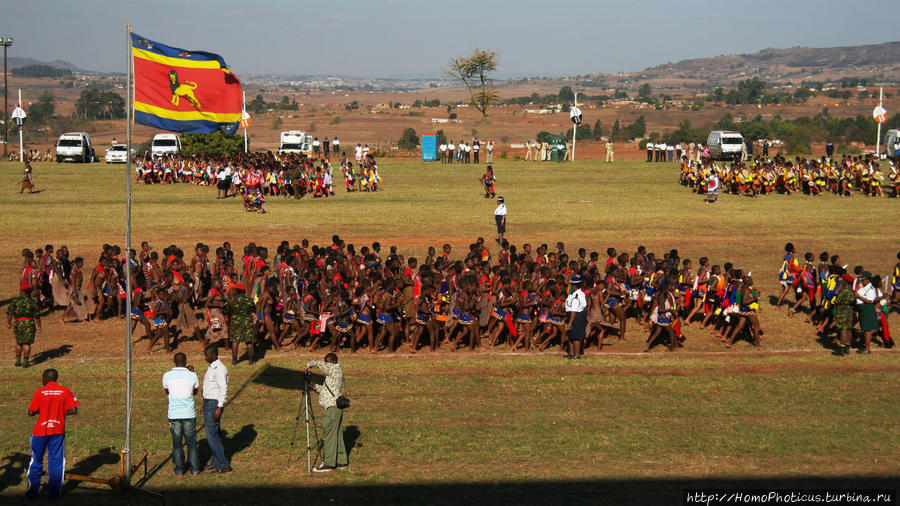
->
[565,276,589,359]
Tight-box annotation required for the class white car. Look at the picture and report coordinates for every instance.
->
[105,144,134,163]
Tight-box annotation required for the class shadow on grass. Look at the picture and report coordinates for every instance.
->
[62,447,119,494]
[344,425,361,459]
[104,476,897,506]
[198,423,258,471]
[0,452,29,493]
[31,344,73,365]
[253,365,305,391]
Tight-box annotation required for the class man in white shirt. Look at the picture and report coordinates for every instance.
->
[494,196,507,244]
[457,141,465,163]
[565,276,588,359]
[472,138,480,163]
[162,352,199,477]
[354,144,363,162]
[332,137,340,154]
[216,166,231,199]
[439,143,447,164]
[447,141,454,164]
[202,346,230,473]
[646,142,653,162]
[486,140,494,163]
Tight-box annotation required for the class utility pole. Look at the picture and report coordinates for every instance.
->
[2,36,13,159]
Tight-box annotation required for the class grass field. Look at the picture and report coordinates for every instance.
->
[0,159,898,504]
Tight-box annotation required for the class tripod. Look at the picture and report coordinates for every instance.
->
[288,374,322,474]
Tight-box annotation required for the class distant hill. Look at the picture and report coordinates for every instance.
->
[648,41,900,73]
[543,41,900,92]
[629,41,900,88]
[8,57,84,72]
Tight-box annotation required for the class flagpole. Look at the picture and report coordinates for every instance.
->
[876,87,883,157]
[572,92,577,162]
[242,90,248,153]
[18,89,23,162]
[124,23,134,487]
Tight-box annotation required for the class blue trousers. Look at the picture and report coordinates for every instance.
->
[169,418,199,475]
[203,399,229,470]
[27,434,66,499]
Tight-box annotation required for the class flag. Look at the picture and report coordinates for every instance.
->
[132,33,242,134]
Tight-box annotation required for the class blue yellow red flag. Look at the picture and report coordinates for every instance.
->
[132,33,242,134]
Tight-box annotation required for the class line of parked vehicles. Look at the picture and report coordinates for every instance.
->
[52,130,315,164]
[49,128,900,163]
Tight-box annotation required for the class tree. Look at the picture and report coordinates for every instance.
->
[712,87,725,104]
[28,92,56,123]
[592,120,603,140]
[717,113,735,130]
[794,86,813,103]
[398,127,419,150]
[75,89,125,120]
[565,124,593,141]
[181,131,244,156]
[610,119,621,141]
[622,115,646,140]
[637,83,652,101]
[13,64,72,78]
[558,86,575,104]
[535,131,554,143]
[435,129,447,146]
[247,94,266,114]
[446,48,500,139]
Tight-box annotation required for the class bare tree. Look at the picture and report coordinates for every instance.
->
[446,48,499,139]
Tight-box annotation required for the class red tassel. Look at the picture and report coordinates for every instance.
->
[880,313,892,344]
[505,313,518,337]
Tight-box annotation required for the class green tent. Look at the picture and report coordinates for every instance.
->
[544,134,566,161]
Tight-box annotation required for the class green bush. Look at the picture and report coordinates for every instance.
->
[784,132,811,155]
[535,131,553,143]
[181,131,244,157]
[565,124,593,141]
[835,144,861,155]
[398,128,419,150]
[500,151,508,160]
[329,116,341,125]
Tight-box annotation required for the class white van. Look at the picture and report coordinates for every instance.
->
[151,133,182,158]
[707,130,744,160]
[279,131,312,155]
[55,132,95,163]
[883,129,900,157]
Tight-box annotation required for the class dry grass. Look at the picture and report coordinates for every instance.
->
[0,159,898,504]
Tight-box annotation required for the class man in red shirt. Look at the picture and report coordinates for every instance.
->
[26,368,79,500]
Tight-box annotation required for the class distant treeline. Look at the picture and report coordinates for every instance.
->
[13,64,73,78]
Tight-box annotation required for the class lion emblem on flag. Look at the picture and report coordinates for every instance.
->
[168,70,201,109]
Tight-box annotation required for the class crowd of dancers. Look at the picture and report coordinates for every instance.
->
[772,243,897,355]
[21,236,879,365]
[680,155,899,199]
[133,152,383,212]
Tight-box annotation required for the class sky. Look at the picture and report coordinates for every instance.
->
[2,0,898,78]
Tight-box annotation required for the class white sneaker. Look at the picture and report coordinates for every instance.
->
[313,464,334,473]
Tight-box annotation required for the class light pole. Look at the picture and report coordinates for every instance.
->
[2,37,12,159]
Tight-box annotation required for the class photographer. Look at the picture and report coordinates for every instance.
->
[306,353,348,472]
